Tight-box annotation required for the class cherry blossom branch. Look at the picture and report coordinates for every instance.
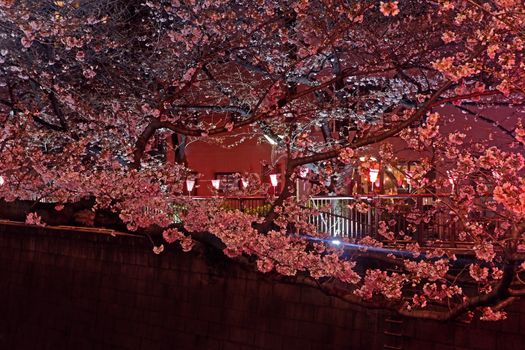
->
[131,109,273,168]
[453,105,523,145]
[289,80,454,168]
[395,263,516,321]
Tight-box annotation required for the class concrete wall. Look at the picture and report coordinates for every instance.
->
[0,224,524,350]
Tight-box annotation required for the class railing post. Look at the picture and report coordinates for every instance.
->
[416,196,423,245]
[367,206,371,237]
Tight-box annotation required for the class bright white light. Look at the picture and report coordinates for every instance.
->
[264,134,278,145]
[211,179,221,190]
[0,176,4,186]
[269,174,278,187]
[331,239,341,246]
[241,178,249,188]
[369,169,379,183]
[186,179,195,192]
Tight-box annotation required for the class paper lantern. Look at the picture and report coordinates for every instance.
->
[269,174,278,187]
[186,179,195,192]
[369,169,379,184]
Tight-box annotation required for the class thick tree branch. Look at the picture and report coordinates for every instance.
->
[397,261,515,321]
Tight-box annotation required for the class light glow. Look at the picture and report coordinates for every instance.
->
[186,179,195,192]
[270,174,278,187]
[369,169,379,183]
[211,179,221,190]
[0,176,4,186]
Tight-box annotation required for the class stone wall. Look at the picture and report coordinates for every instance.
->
[0,224,523,350]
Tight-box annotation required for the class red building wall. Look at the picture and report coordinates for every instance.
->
[185,134,274,196]
[166,106,523,196]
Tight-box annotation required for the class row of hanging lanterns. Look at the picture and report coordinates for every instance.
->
[184,168,382,194]
[185,174,280,193]
[182,166,428,195]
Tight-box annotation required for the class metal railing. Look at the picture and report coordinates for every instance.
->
[27,192,464,245]
[192,196,271,215]
[307,197,374,240]
[307,194,460,245]
[190,194,461,245]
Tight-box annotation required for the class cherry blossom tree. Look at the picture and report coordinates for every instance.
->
[1,0,525,322]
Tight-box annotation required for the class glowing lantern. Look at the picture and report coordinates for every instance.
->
[211,179,221,190]
[241,178,249,188]
[186,179,195,192]
[269,174,278,187]
[0,176,4,186]
[369,169,379,184]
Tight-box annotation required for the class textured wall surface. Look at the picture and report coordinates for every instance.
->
[0,224,524,350]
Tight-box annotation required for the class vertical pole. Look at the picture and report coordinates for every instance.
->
[417,196,423,244]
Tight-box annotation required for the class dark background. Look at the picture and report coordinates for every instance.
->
[0,224,522,350]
